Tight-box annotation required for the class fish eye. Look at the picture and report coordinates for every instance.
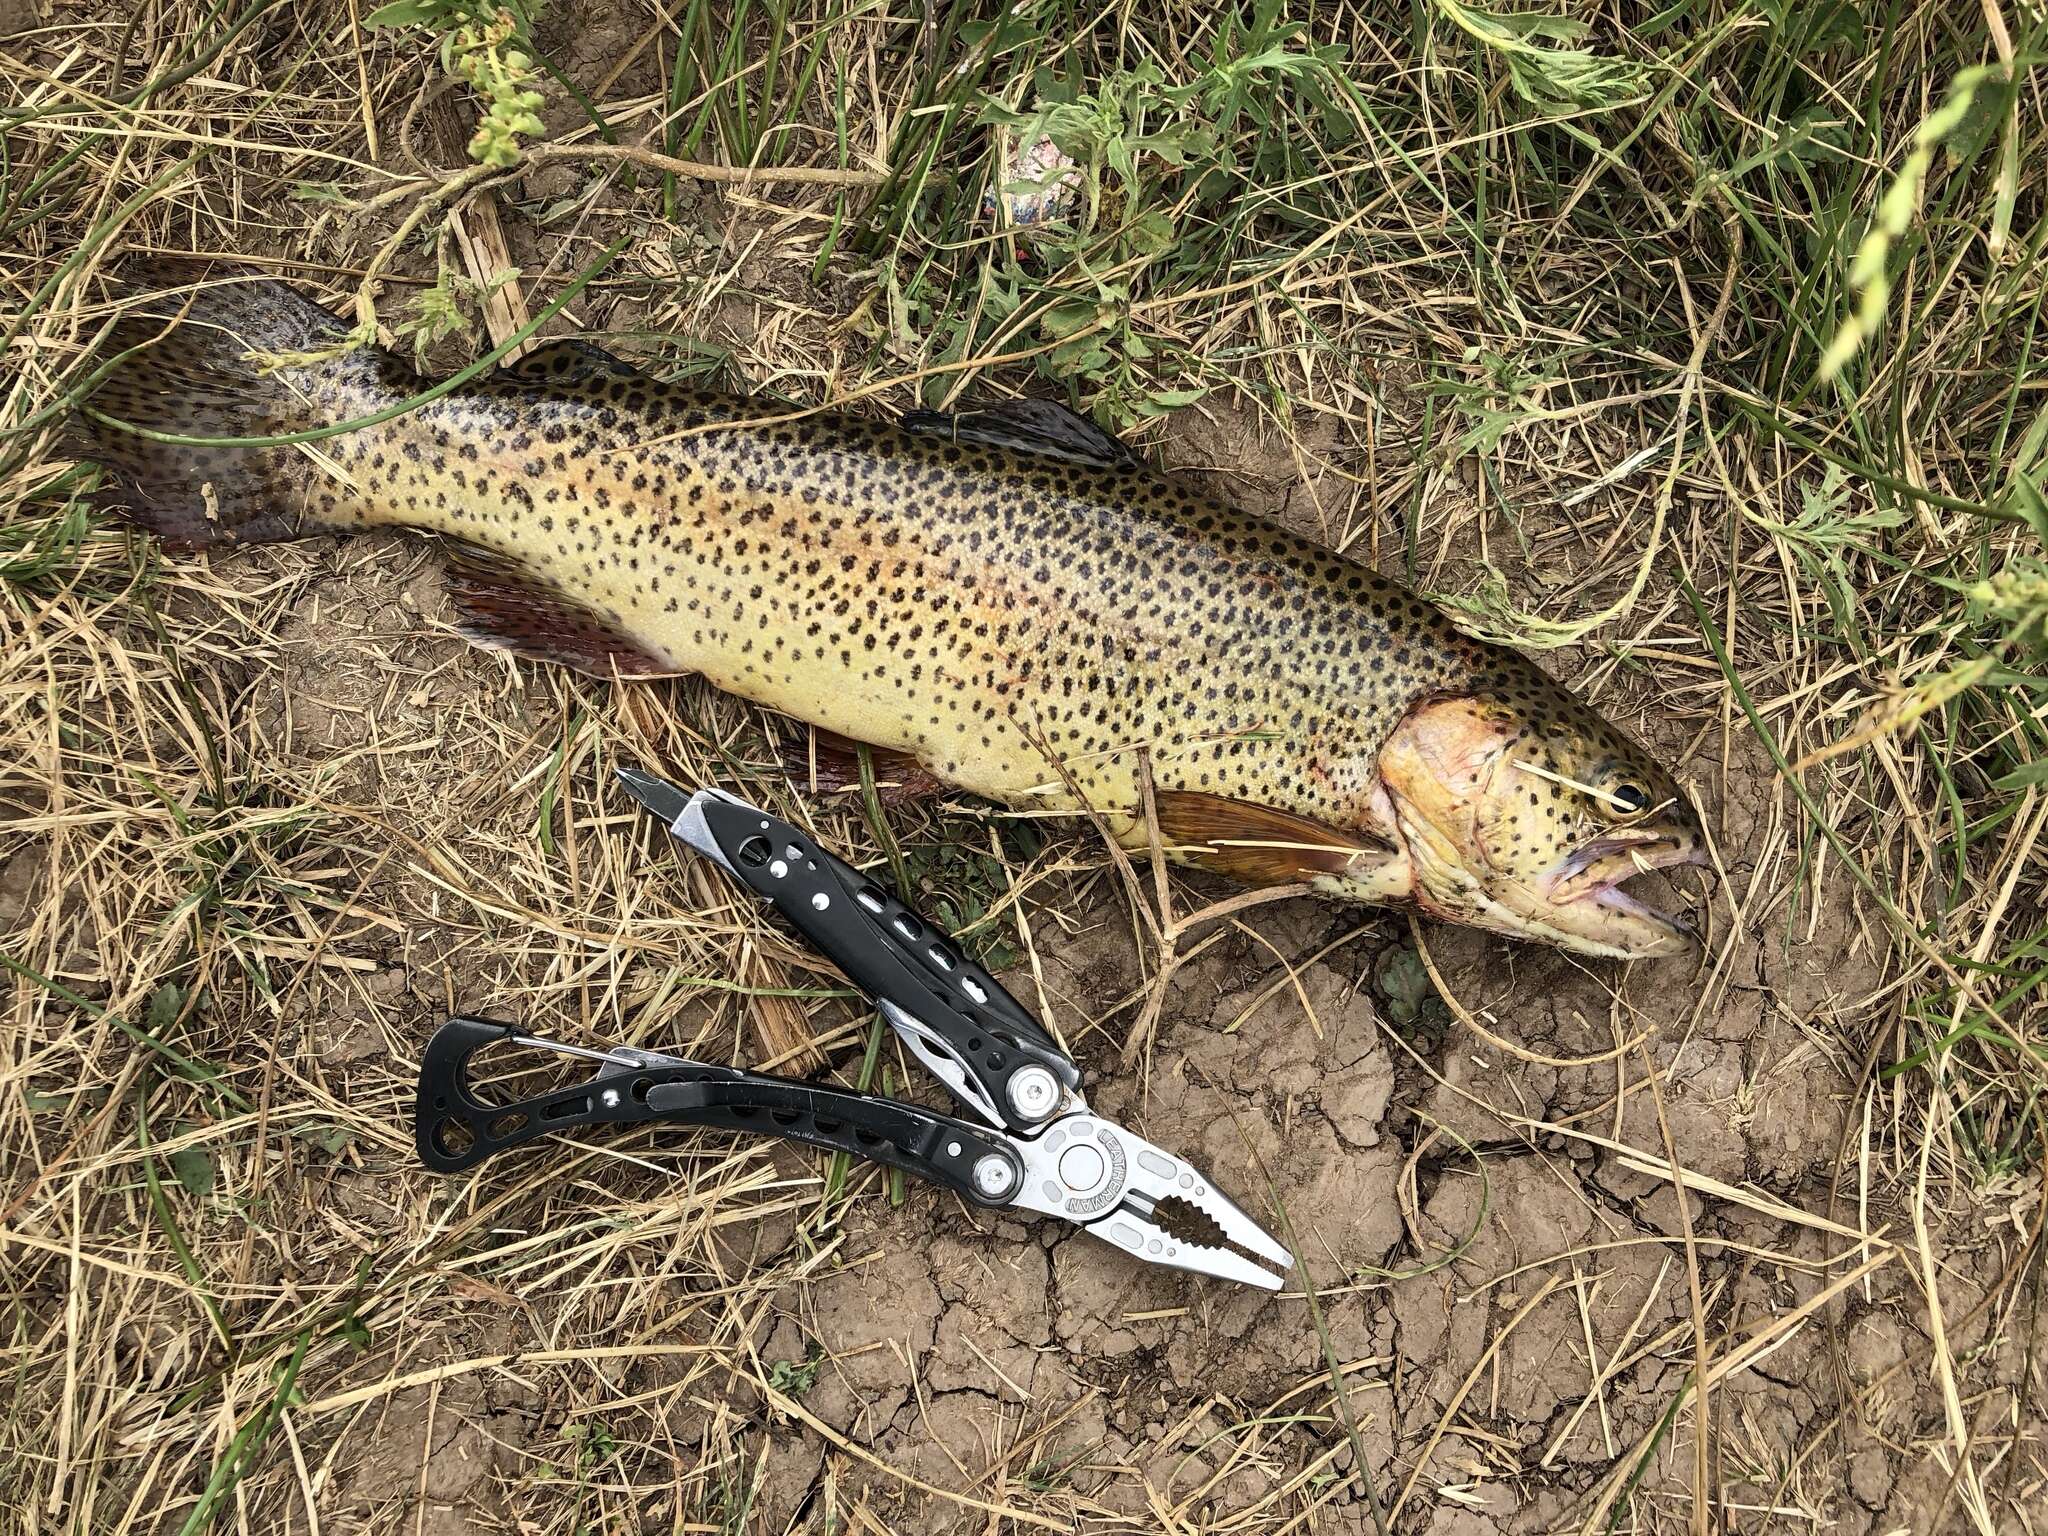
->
[1607,781,1651,817]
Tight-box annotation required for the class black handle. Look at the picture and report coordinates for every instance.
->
[641,1079,1018,1206]
[414,1016,1020,1206]
[692,794,1079,1128]
[415,1016,650,1172]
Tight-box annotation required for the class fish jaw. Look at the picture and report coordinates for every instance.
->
[1528,834,1707,959]
[1519,872,1700,960]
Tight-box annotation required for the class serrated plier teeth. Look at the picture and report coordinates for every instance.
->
[1006,1112,1292,1290]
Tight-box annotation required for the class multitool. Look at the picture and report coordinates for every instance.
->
[414,769,1292,1289]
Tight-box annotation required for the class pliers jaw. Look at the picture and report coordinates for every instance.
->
[1008,1113,1292,1290]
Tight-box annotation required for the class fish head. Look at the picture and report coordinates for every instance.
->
[1374,680,1706,960]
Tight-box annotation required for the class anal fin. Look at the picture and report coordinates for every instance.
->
[1152,790,1389,886]
[442,541,672,678]
[782,729,946,805]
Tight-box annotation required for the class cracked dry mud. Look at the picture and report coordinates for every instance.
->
[221,528,2043,1535]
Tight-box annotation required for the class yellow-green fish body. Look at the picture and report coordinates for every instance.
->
[84,277,1705,958]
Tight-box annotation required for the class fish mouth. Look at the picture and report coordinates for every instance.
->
[1544,833,1707,953]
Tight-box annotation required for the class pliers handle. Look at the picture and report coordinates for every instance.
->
[417,1016,1024,1205]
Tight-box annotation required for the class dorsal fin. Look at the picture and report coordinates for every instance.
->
[502,339,641,385]
[901,399,1141,470]
[1152,790,1390,886]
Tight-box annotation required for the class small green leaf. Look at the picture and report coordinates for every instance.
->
[767,1345,826,1398]
[1131,387,1208,417]
[1372,944,1445,1032]
[293,1122,353,1155]
[1038,299,1097,340]
[170,1129,214,1197]
[365,0,438,27]
[1993,760,2048,792]
[1050,336,1112,372]
[270,1355,308,1404]
[2006,471,2048,544]
[1125,207,1176,257]
[148,983,183,1034]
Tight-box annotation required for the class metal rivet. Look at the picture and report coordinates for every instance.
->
[1059,1143,1107,1194]
[972,1155,1016,1199]
[1006,1065,1059,1122]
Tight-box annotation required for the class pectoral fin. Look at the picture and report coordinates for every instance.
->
[442,541,675,678]
[1153,790,1391,886]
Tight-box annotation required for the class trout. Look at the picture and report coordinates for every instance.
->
[80,276,1706,959]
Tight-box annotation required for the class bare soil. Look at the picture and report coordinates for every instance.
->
[3,2,2043,1533]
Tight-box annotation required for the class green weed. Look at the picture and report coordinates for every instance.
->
[366,0,546,168]
[765,1344,824,1398]
[1433,0,1647,114]
[901,818,1043,971]
[855,4,1366,426]
[1744,465,1904,651]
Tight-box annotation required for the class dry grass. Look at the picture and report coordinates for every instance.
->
[3,2,2046,1533]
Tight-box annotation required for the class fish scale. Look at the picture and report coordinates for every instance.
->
[80,275,1706,958]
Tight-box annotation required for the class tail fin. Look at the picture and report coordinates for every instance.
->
[75,277,398,550]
